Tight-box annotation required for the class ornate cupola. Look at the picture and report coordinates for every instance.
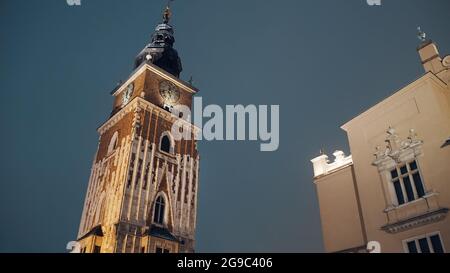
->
[134,5,183,77]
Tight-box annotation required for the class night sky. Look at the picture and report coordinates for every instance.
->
[0,0,449,253]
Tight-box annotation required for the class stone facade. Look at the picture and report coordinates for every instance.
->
[311,38,450,253]
[77,63,200,253]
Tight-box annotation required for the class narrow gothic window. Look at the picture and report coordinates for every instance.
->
[390,160,426,205]
[153,195,165,225]
[107,131,119,154]
[160,135,171,153]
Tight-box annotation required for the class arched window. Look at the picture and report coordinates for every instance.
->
[160,133,173,154]
[153,195,165,225]
[107,131,119,155]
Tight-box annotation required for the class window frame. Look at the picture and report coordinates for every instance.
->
[153,194,167,226]
[155,246,170,253]
[107,131,119,155]
[159,132,175,155]
[389,160,426,206]
[403,231,445,253]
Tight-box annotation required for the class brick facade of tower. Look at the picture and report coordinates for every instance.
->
[77,54,200,255]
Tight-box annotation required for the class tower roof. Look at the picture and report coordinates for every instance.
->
[135,4,183,78]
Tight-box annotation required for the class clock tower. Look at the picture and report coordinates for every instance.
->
[76,6,200,253]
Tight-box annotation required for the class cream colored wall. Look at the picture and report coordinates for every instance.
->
[341,73,450,252]
[315,166,366,252]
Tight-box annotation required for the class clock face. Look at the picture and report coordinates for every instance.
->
[122,83,134,106]
[159,80,180,104]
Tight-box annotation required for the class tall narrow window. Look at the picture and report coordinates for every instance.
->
[153,195,165,225]
[393,179,405,205]
[406,241,418,253]
[389,160,426,206]
[107,131,119,155]
[160,135,171,153]
[430,235,444,253]
[418,238,430,253]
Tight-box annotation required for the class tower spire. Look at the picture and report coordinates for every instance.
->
[163,0,173,24]
[134,0,182,77]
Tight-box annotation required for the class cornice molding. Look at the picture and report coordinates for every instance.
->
[381,208,449,234]
[112,63,198,97]
[98,97,200,136]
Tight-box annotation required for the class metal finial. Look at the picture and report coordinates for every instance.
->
[163,0,174,24]
[417,27,426,42]
[188,76,194,85]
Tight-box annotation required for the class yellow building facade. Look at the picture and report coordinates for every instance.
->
[311,38,450,253]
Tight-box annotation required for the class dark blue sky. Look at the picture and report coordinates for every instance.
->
[0,0,449,253]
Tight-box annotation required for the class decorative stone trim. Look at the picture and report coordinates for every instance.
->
[98,97,200,136]
[370,127,445,228]
[381,208,448,234]
[112,63,197,98]
[311,150,353,178]
[372,127,423,171]
[155,151,178,164]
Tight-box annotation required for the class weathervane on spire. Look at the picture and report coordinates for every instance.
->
[417,27,427,42]
[163,0,174,24]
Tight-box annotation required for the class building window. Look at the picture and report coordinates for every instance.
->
[159,133,174,154]
[153,195,165,225]
[404,233,444,253]
[390,160,426,205]
[161,136,171,153]
[93,245,101,253]
[107,131,119,155]
[155,247,170,253]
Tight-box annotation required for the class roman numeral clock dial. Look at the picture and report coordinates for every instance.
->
[159,80,180,105]
[122,83,134,107]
